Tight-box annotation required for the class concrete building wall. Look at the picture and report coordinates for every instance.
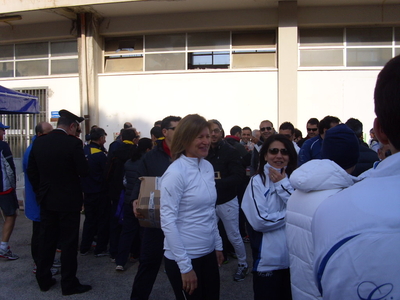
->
[98,71,278,148]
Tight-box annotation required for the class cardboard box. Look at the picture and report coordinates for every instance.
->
[136,176,161,228]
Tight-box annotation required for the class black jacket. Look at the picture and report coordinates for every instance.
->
[105,141,137,201]
[81,142,107,194]
[27,129,88,212]
[206,140,245,205]
[352,142,379,176]
[131,139,172,201]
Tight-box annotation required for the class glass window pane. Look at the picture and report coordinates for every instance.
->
[188,32,230,50]
[51,41,77,57]
[145,53,185,71]
[105,57,143,72]
[105,37,143,54]
[395,28,400,46]
[145,34,185,52]
[300,49,343,67]
[347,27,392,46]
[347,48,392,66]
[0,45,13,60]
[16,60,48,77]
[396,48,400,56]
[232,31,276,49]
[232,52,276,68]
[0,62,14,77]
[51,59,78,74]
[299,28,343,47]
[15,42,48,59]
[188,52,229,69]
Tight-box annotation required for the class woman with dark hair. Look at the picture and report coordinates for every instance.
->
[114,138,153,271]
[242,134,297,300]
[160,114,223,300]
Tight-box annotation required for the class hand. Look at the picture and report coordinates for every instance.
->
[269,168,286,183]
[251,136,259,145]
[133,200,145,219]
[216,250,224,267]
[181,269,197,295]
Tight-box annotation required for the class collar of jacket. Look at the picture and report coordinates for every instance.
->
[122,140,134,145]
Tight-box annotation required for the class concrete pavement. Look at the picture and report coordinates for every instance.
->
[1,210,254,300]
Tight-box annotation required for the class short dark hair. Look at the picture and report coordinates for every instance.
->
[35,122,45,135]
[124,122,133,129]
[345,118,363,138]
[318,116,341,134]
[257,134,297,184]
[57,116,76,127]
[89,127,107,141]
[242,126,252,132]
[121,128,138,141]
[230,126,242,136]
[307,118,319,126]
[160,116,181,131]
[279,122,295,135]
[294,128,302,139]
[131,138,153,161]
[374,55,400,150]
[150,126,163,139]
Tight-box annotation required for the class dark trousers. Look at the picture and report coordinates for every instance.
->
[253,268,292,300]
[36,208,81,293]
[130,227,164,300]
[164,251,220,300]
[31,221,40,265]
[115,202,141,266]
[109,193,123,259]
[80,192,110,254]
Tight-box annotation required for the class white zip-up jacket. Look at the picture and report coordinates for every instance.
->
[286,159,360,300]
[160,155,223,274]
[241,163,294,272]
[312,151,400,300]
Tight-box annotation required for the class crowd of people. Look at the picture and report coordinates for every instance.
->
[1,55,400,299]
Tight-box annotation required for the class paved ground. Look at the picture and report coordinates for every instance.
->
[1,210,254,300]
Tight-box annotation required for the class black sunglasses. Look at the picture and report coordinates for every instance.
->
[260,127,272,132]
[307,128,318,132]
[166,127,176,131]
[268,148,289,155]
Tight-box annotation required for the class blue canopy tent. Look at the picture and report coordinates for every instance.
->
[0,85,40,114]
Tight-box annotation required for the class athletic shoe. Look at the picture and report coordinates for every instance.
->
[53,258,61,268]
[80,251,90,256]
[233,264,249,282]
[0,246,19,260]
[115,265,124,271]
[110,257,116,263]
[94,251,109,257]
[242,236,250,243]
[33,265,59,276]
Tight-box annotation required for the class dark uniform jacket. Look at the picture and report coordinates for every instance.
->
[27,129,88,212]
[81,142,107,194]
[206,139,245,205]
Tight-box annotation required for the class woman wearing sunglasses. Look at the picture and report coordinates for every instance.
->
[242,134,297,300]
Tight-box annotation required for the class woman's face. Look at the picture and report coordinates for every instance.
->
[186,127,211,159]
[264,140,289,169]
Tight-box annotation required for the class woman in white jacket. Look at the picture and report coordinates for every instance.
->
[160,114,224,300]
[242,134,297,300]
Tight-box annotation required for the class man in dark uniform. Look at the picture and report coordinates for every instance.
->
[27,109,91,295]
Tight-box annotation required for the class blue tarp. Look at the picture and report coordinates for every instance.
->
[0,85,39,114]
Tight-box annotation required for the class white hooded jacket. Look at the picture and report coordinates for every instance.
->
[286,159,360,300]
[312,151,400,300]
[242,163,294,273]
